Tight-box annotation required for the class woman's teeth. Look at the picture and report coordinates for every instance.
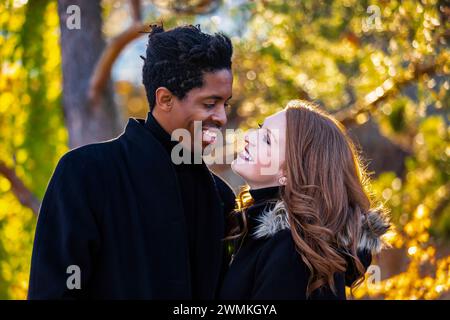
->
[202,128,218,144]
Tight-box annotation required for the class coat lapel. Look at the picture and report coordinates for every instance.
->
[118,118,224,298]
[120,118,191,298]
[202,169,225,297]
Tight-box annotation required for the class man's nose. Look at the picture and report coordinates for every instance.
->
[211,105,227,127]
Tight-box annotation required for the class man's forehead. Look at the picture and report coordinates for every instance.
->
[197,70,233,98]
[203,70,232,86]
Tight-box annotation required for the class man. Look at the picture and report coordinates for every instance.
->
[28,24,236,299]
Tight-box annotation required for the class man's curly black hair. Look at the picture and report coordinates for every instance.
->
[142,24,233,111]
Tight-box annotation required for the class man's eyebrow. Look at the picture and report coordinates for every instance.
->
[203,95,233,101]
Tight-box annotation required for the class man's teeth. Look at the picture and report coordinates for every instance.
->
[202,129,218,143]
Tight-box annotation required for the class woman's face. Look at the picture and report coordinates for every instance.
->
[231,110,287,189]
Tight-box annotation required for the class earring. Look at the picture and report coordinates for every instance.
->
[278,176,287,185]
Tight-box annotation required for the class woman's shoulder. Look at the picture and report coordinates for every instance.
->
[251,201,291,238]
[250,228,311,299]
[255,228,306,271]
[253,226,346,300]
[262,228,297,251]
[247,202,297,261]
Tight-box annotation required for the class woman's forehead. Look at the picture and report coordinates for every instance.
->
[264,110,286,127]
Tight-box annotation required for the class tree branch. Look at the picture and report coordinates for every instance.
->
[334,51,449,127]
[88,0,144,106]
[129,0,141,22]
[88,21,146,106]
[87,0,226,105]
[0,160,40,215]
[153,0,221,15]
[431,183,450,220]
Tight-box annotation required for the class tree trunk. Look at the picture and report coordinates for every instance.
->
[57,0,124,148]
[347,120,410,178]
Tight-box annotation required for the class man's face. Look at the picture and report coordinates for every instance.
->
[170,69,233,151]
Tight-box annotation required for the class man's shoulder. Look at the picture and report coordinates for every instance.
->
[58,139,121,173]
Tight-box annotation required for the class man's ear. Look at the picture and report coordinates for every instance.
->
[155,87,174,112]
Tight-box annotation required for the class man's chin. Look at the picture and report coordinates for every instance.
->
[184,141,210,155]
[200,140,218,157]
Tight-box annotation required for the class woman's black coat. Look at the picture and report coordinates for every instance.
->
[219,187,386,300]
[28,118,235,299]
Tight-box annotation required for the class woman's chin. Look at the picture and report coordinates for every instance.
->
[230,158,239,174]
[231,158,247,178]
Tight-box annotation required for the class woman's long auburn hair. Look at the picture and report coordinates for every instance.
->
[228,100,385,296]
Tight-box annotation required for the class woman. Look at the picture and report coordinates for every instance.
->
[220,100,390,300]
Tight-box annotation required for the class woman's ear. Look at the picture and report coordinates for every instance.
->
[155,87,173,112]
[278,176,287,185]
[278,167,288,186]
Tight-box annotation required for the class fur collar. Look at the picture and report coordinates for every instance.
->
[251,201,390,254]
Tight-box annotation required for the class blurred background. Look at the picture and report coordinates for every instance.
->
[0,0,449,299]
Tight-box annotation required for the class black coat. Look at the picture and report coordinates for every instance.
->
[220,230,345,300]
[28,118,235,299]
[220,229,346,300]
[219,186,375,300]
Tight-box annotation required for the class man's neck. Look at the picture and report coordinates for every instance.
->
[151,110,173,137]
[148,110,201,159]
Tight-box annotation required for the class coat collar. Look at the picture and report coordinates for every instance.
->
[249,186,281,203]
[251,200,390,254]
[144,111,179,153]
